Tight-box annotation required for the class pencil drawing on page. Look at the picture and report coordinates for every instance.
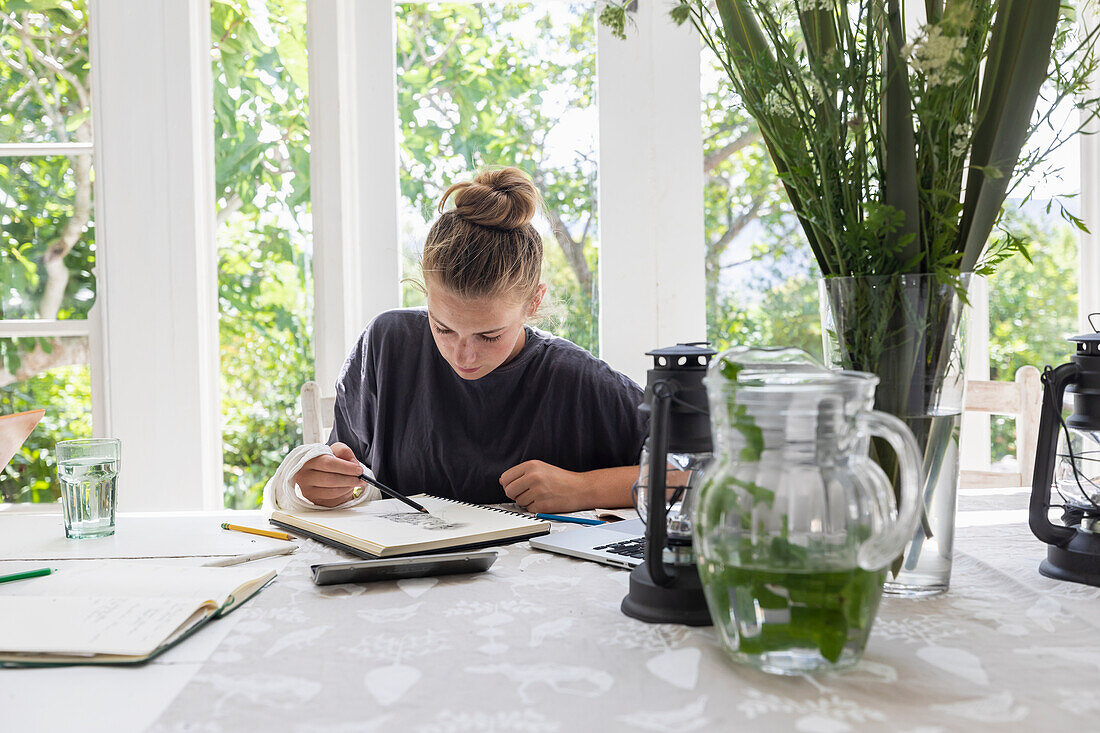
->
[378,512,465,531]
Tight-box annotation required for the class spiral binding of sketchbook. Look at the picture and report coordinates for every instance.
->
[269,494,551,558]
[439,496,533,520]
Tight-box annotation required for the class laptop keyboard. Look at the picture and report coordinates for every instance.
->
[593,537,646,559]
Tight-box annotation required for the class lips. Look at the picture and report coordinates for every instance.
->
[456,365,480,374]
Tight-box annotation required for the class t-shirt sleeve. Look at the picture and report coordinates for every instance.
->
[605,371,648,464]
[327,324,377,468]
[569,353,647,468]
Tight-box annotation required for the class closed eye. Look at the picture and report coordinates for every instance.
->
[433,325,502,343]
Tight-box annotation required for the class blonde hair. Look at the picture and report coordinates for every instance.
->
[418,167,544,304]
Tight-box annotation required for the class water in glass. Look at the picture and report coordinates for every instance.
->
[60,455,119,538]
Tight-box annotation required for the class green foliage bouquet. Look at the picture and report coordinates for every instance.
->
[623,0,1100,280]
[604,0,1100,591]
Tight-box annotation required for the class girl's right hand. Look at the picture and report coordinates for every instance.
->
[294,442,365,507]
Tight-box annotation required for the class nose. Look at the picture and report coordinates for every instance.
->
[456,338,478,367]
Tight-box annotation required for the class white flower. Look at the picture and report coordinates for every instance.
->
[951,122,971,158]
[808,81,826,105]
[764,89,797,117]
[909,25,967,86]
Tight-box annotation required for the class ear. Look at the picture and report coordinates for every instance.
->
[528,284,547,317]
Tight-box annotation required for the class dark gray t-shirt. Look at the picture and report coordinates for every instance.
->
[328,308,649,503]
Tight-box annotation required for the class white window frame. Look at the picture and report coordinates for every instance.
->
[85,0,222,511]
[0,95,101,502]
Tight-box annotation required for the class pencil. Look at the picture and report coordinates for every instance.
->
[202,544,297,567]
[221,522,296,542]
[535,513,606,526]
[0,567,53,585]
[357,474,429,513]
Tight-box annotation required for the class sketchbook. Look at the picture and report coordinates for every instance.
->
[270,494,551,558]
[0,563,275,666]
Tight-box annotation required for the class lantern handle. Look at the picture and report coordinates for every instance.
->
[1088,313,1100,333]
[644,380,675,587]
[1031,363,1079,547]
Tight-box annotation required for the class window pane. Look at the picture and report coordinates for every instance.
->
[212,0,313,509]
[988,199,1078,464]
[701,58,820,356]
[0,3,91,144]
[0,336,91,503]
[395,3,600,353]
[0,154,96,320]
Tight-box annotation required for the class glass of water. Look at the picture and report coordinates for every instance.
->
[56,438,121,539]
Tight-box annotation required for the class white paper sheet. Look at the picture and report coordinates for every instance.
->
[0,513,294,560]
[0,596,205,656]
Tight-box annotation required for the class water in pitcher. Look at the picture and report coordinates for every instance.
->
[59,456,119,538]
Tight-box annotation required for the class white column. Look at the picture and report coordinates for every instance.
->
[960,276,991,471]
[1081,7,1100,332]
[597,1,706,386]
[308,0,402,389]
[90,0,222,510]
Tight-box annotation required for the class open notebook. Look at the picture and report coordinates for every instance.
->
[271,494,551,558]
[0,563,275,666]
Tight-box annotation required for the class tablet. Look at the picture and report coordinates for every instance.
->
[310,550,498,586]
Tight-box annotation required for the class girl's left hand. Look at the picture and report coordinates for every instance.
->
[500,460,586,514]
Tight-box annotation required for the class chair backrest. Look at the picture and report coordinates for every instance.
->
[300,381,336,445]
[960,365,1042,489]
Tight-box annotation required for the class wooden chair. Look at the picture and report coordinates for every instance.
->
[300,381,336,444]
[960,365,1042,489]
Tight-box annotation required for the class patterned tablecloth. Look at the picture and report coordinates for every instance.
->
[6,488,1096,732]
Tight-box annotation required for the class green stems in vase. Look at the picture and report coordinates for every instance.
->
[820,273,970,594]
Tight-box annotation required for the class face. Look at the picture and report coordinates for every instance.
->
[426,283,546,381]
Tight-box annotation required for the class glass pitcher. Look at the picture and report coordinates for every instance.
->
[694,347,922,675]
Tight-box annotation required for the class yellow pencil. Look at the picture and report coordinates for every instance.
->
[220,522,295,542]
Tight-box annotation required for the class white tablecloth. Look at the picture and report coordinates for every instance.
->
[4,489,1096,732]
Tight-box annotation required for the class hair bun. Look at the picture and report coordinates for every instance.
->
[438,167,539,230]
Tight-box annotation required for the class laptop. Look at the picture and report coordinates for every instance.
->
[528,518,646,570]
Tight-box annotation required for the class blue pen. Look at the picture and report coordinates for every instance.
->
[535,513,606,526]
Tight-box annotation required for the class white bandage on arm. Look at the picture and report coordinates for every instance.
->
[261,443,380,513]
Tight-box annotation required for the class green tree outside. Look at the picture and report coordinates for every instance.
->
[1,2,94,502]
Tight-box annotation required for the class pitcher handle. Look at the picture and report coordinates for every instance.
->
[856,410,923,571]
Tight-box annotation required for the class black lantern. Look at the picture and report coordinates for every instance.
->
[1031,318,1100,586]
[621,343,714,626]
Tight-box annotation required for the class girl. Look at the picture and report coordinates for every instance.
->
[292,167,647,513]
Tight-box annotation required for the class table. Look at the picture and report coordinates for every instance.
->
[3,489,1096,732]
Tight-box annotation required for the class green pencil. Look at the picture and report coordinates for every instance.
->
[0,567,53,585]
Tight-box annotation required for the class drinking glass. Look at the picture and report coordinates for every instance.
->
[56,438,121,539]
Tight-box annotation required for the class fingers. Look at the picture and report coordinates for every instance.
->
[500,459,545,488]
[305,453,362,477]
[501,471,536,501]
[509,486,536,511]
[296,468,363,489]
[330,442,360,465]
[306,489,356,508]
[292,444,367,508]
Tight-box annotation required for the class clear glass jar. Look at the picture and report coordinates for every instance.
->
[694,347,922,675]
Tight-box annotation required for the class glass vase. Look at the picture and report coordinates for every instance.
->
[819,273,971,596]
